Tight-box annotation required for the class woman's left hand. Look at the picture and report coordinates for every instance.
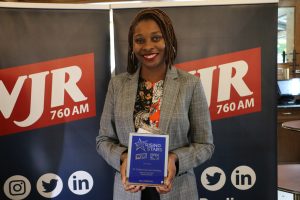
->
[156,152,178,194]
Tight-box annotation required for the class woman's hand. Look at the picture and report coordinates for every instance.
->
[120,152,145,193]
[156,152,178,194]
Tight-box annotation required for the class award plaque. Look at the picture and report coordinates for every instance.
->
[126,133,169,186]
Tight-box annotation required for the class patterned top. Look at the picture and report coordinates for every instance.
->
[134,77,164,131]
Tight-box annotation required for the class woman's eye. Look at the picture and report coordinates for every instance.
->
[134,38,144,44]
[152,35,162,42]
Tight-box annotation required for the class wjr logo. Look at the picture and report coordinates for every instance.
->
[176,47,261,120]
[0,53,96,136]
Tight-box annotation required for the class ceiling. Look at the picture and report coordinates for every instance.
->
[0,0,287,5]
[0,0,129,3]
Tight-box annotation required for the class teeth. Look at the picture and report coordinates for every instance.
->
[144,54,156,59]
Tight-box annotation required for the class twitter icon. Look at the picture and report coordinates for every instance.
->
[206,172,222,185]
[42,179,58,192]
[37,173,63,198]
[201,166,226,191]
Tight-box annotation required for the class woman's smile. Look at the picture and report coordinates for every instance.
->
[143,53,159,61]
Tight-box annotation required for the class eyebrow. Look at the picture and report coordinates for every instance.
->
[133,31,162,37]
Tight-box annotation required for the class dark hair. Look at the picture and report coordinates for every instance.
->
[127,8,177,74]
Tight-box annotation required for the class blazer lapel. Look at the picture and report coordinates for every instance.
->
[159,67,179,134]
[123,68,140,134]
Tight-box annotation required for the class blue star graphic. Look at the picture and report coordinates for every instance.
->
[135,138,147,151]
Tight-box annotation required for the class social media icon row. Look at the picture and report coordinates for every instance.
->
[201,165,256,191]
[3,171,93,200]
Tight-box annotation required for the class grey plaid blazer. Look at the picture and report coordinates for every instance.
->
[96,66,214,200]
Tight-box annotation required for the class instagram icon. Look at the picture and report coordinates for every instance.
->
[9,180,26,195]
[4,175,31,200]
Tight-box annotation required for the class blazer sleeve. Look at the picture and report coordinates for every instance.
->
[96,79,127,172]
[172,79,214,175]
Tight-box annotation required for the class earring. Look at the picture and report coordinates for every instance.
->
[131,51,135,62]
[172,46,176,54]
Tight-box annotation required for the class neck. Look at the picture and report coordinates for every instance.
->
[140,65,168,82]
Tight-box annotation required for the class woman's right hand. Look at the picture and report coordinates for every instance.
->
[120,152,145,193]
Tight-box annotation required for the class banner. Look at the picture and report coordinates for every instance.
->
[0,6,112,200]
[113,3,277,199]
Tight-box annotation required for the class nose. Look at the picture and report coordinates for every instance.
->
[142,39,154,52]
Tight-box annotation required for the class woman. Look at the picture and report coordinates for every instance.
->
[96,8,214,200]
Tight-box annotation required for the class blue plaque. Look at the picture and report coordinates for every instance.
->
[126,133,169,186]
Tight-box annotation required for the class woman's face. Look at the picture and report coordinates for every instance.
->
[133,19,166,71]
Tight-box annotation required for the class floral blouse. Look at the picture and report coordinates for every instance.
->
[134,77,164,131]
